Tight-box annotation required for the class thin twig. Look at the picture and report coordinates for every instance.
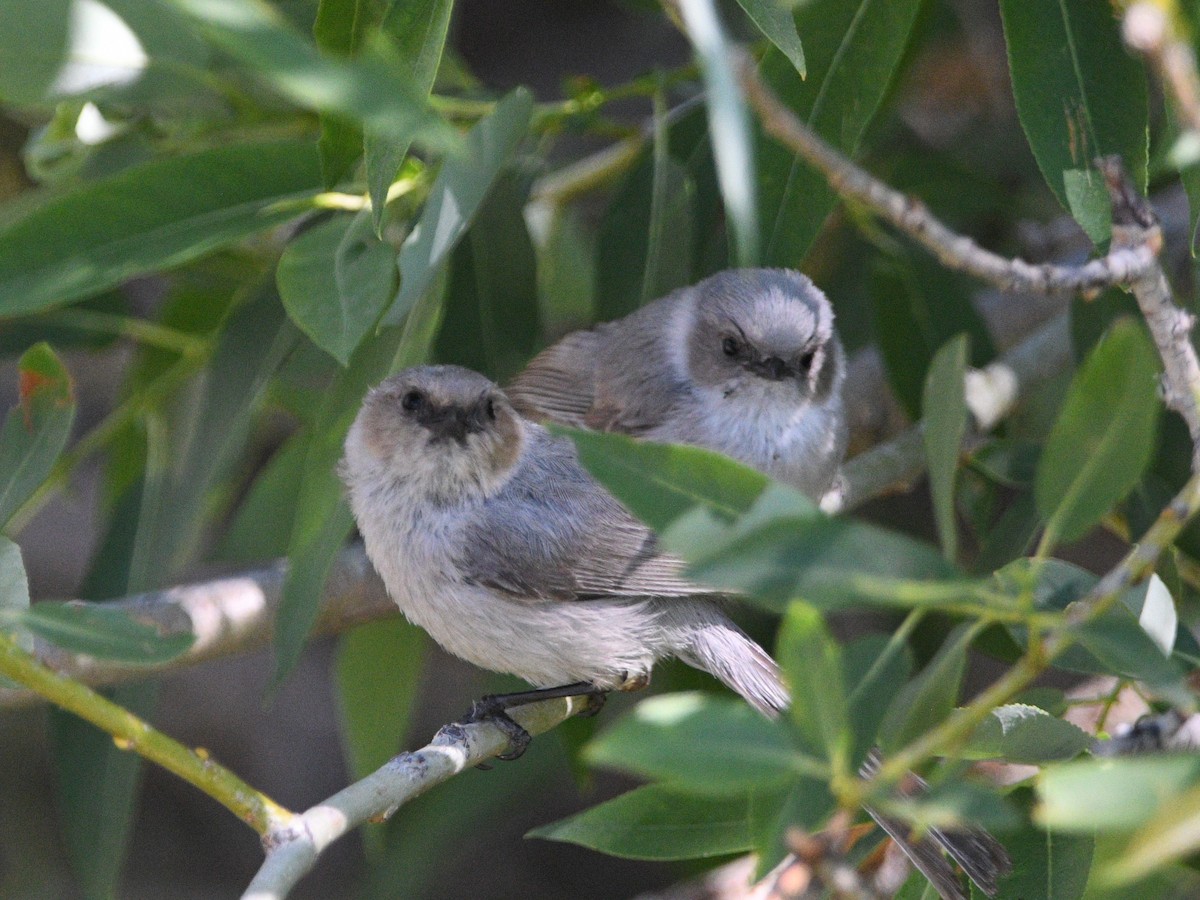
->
[737,53,1159,295]
[0,630,293,834]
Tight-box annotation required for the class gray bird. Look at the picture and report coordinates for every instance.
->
[508,268,848,502]
[341,364,788,730]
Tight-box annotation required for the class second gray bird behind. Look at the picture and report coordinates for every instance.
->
[508,268,848,502]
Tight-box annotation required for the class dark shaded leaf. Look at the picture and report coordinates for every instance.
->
[1035,320,1159,545]
[0,140,322,315]
[923,335,969,562]
[18,602,193,663]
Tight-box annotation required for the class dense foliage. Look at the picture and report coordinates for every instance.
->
[2,0,1200,896]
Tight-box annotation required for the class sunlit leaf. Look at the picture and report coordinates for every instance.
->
[384,88,533,325]
[585,692,802,795]
[529,784,770,860]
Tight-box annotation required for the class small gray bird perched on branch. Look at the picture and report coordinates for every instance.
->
[341,365,1008,900]
[341,365,788,740]
[508,268,848,503]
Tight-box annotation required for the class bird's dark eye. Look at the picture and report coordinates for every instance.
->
[401,390,425,412]
[799,351,816,371]
[722,337,741,357]
[485,398,497,420]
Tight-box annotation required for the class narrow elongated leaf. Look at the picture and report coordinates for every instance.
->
[529,784,767,860]
[366,0,455,233]
[336,618,426,856]
[1000,0,1149,228]
[776,604,847,763]
[278,214,396,365]
[384,89,533,325]
[0,344,75,527]
[734,0,804,77]
[843,633,912,767]
[312,0,372,185]
[879,625,974,752]
[678,0,758,265]
[17,602,192,662]
[1035,320,1159,545]
[0,140,322,315]
[961,704,1091,764]
[923,335,968,562]
[585,692,803,795]
[758,0,924,264]
[435,171,541,382]
[164,0,457,149]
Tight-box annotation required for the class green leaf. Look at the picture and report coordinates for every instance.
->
[336,617,426,856]
[758,0,924,265]
[683,516,958,613]
[734,0,805,77]
[874,780,1019,832]
[961,704,1091,764]
[0,140,322,315]
[365,0,455,233]
[879,624,974,752]
[585,692,804,795]
[312,0,370,186]
[1035,320,1159,545]
[776,604,847,763]
[923,335,969,562]
[678,0,758,265]
[528,784,768,860]
[1105,777,1200,884]
[434,171,541,382]
[1002,814,1093,900]
[1063,168,1112,245]
[999,0,1149,227]
[0,537,28,614]
[1037,756,1200,831]
[278,214,396,365]
[218,434,309,564]
[17,602,193,663]
[843,633,912,767]
[0,343,75,528]
[384,88,533,325]
[163,0,457,150]
[558,428,775,532]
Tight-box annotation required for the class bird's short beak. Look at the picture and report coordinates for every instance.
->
[431,406,488,444]
[749,356,789,381]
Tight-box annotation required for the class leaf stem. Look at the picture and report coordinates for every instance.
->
[0,630,292,834]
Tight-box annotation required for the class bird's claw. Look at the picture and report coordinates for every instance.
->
[465,696,533,762]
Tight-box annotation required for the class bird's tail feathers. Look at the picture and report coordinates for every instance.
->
[674,607,790,718]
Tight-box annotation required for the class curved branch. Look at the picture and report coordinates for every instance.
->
[242,695,588,900]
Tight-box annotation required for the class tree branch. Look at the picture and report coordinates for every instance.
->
[737,53,1159,296]
[0,545,392,709]
[242,695,587,900]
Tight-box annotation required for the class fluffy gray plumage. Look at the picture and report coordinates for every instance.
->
[508,268,848,501]
[341,365,788,716]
